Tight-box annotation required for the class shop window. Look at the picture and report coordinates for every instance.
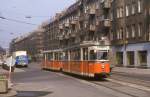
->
[116,52,123,66]
[127,51,134,66]
[138,51,147,66]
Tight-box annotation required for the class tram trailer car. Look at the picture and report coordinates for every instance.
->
[42,46,110,78]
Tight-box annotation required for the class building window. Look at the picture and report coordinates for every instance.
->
[138,0,142,13]
[131,3,136,15]
[117,28,123,39]
[110,29,113,40]
[131,24,136,38]
[126,5,129,16]
[117,8,120,18]
[110,12,113,21]
[117,30,120,39]
[120,7,123,17]
[149,8,150,15]
[120,28,123,39]
[126,26,129,38]
[138,23,142,37]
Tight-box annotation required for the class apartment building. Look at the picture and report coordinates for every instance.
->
[42,0,112,61]
[10,0,150,68]
[9,25,45,61]
[111,0,150,68]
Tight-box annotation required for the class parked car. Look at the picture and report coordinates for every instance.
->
[2,56,16,72]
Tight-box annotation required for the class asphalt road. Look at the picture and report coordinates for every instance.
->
[4,63,150,97]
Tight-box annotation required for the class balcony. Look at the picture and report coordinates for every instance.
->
[100,19,111,27]
[59,24,63,29]
[89,25,96,32]
[64,23,69,27]
[57,35,63,40]
[101,0,111,9]
[88,8,96,15]
[79,15,84,21]
[70,20,77,25]
[70,31,76,37]
[64,34,69,39]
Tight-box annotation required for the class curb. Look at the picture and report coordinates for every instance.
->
[0,90,17,97]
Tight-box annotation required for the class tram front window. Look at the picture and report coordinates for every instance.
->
[97,51,108,60]
[90,50,108,60]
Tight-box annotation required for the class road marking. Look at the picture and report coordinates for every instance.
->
[15,68,25,73]
[107,78,150,92]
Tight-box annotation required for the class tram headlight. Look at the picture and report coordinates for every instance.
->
[102,64,105,69]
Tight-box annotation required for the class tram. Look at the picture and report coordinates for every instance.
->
[42,43,110,78]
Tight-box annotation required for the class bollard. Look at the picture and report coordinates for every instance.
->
[0,75,8,93]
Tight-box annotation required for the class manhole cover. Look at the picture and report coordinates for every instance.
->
[14,91,52,97]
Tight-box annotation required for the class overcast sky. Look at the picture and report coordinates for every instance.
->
[0,0,76,48]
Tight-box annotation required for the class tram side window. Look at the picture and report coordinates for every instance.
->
[48,53,53,60]
[54,53,59,60]
[43,54,46,59]
[59,53,63,61]
[76,50,80,60]
[83,48,88,60]
[90,50,96,60]
[65,52,68,61]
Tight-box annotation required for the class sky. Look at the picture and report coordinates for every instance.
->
[0,0,76,48]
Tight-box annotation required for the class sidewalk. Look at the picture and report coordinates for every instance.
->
[0,67,17,97]
[112,67,150,76]
[0,90,17,97]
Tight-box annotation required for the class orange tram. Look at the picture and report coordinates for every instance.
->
[42,44,110,78]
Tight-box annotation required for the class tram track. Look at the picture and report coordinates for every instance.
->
[110,72,150,88]
[58,73,147,97]
[91,81,140,97]
[55,72,150,97]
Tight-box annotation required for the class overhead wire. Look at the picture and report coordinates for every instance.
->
[0,16,37,25]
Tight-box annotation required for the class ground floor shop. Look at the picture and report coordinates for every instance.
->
[111,42,150,68]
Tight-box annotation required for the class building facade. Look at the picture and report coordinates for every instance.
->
[9,25,45,61]
[111,0,150,68]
